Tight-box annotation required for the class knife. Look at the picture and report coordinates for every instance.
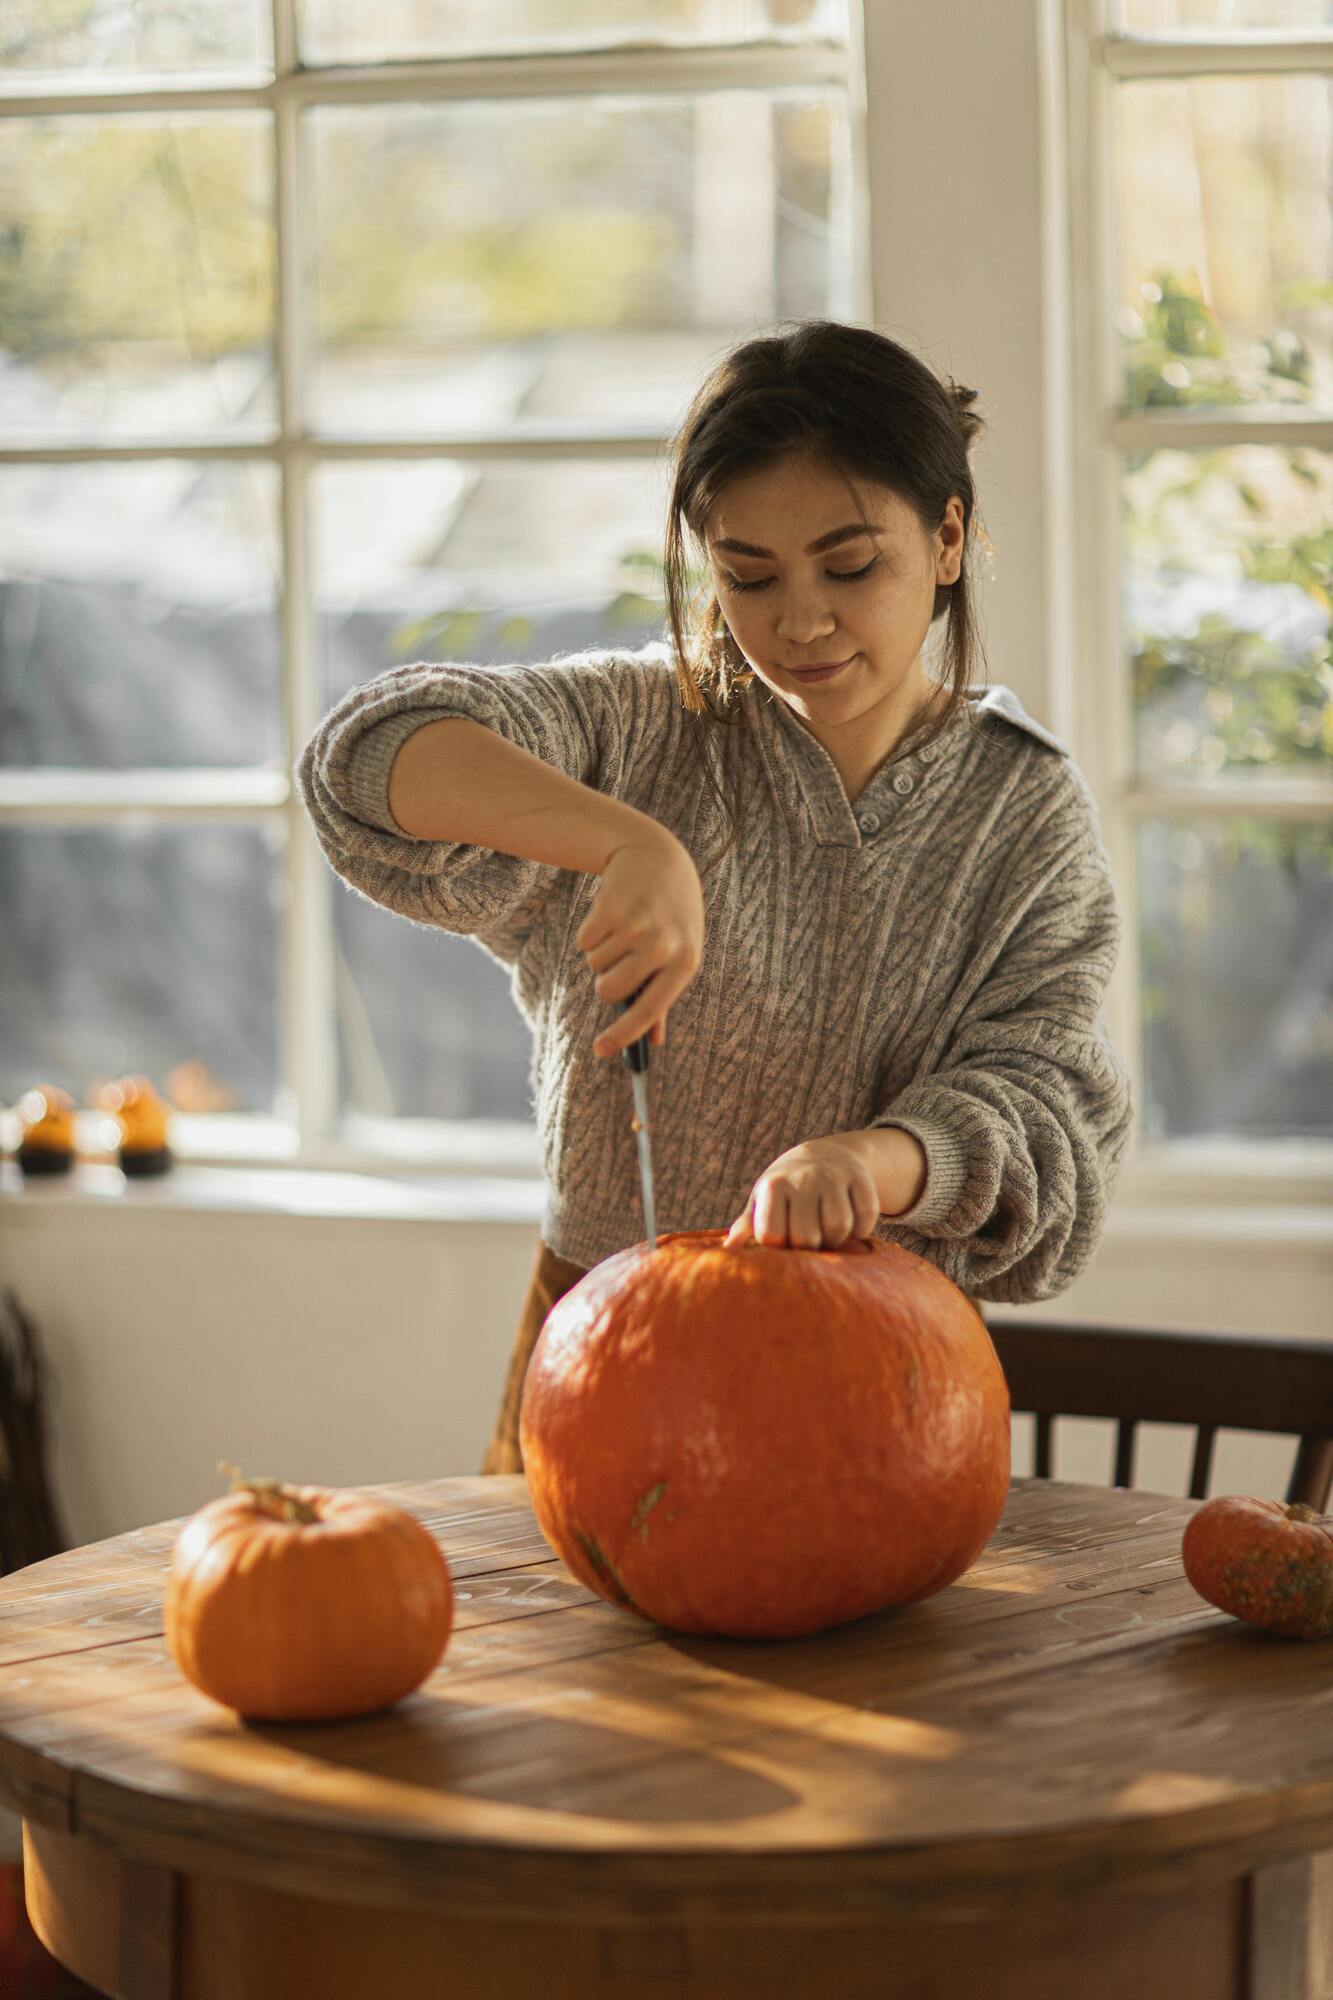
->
[615,982,658,1250]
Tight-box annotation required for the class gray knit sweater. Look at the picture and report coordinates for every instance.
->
[297,641,1133,1299]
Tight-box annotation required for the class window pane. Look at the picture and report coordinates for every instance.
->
[1114,75,1333,412]
[2,0,269,74]
[315,456,675,1126]
[337,897,534,1122]
[1138,816,1332,1141]
[309,93,849,435]
[313,457,670,707]
[299,0,847,66]
[1122,444,1333,778]
[0,461,282,770]
[0,116,275,443]
[1116,0,1333,28]
[0,824,282,1113]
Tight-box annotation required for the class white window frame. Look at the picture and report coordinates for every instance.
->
[1065,1,1333,1214]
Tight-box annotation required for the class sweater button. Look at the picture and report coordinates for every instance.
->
[892,772,915,795]
[857,811,880,834]
[919,744,938,763]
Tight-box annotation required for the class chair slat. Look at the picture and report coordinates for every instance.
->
[1113,1420,1137,1489]
[1188,1426,1216,1501]
[1034,1413,1054,1480]
[1288,1437,1333,1513]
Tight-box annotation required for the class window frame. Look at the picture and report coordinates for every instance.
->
[1063,0,1333,1213]
[0,3,870,1167]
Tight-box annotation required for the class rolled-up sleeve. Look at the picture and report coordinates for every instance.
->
[295,651,640,950]
[868,774,1134,1303]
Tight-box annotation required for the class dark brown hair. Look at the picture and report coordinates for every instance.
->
[661,318,992,873]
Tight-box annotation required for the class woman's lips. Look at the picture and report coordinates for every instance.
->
[786,654,857,683]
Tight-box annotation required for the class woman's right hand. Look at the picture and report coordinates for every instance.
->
[577,828,705,1059]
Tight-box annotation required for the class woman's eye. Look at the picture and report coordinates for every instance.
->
[724,558,879,594]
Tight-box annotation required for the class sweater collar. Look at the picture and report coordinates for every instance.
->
[752,680,1068,848]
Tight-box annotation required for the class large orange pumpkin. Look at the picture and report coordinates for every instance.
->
[163,1463,455,1720]
[519,1228,1011,1638]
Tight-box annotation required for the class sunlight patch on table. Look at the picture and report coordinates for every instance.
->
[1114,1771,1238,1813]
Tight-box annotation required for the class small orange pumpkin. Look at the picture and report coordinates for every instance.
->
[520,1228,1011,1639]
[164,1462,455,1719]
[1182,1495,1333,1639]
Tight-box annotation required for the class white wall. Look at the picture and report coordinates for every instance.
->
[862,0,1058,725]
[2,1195,537,1548]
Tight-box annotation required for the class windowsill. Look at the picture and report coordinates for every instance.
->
[0,1111,546,1176]
[2,1157,1328,1247]
[0,1158,546,1224]
[1,1114,1328,1238]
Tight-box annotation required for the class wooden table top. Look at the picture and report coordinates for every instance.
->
[2,1474,1331,1928]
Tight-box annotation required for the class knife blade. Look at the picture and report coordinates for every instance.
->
[615,984,658,1250]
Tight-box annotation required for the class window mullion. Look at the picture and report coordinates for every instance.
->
[0,41,852,120]
[272,0,296,76]
[1122,779,1333,820]
[1102,28,1333,81]
[1113,412,1333,450]
[1066,0,1147,1171]
[273,0,336,1149]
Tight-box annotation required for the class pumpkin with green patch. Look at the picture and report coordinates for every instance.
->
[1182,1496,1333,1639]
[518,1227,1011,1639]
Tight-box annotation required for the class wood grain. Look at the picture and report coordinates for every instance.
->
[1,1476,1331,1934]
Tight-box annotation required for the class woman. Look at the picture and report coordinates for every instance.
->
[297,319,1133,1475]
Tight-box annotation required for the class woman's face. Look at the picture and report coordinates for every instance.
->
[704,453,965,724]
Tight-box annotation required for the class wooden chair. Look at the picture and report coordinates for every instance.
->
[980,1317,1333,1511]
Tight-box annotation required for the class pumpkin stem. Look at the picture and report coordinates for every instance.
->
[218,1458,321,1526]
[1286,1503,1327,1524]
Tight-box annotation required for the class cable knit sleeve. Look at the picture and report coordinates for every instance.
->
[295,650,644,955]
[868,764,1134,1304]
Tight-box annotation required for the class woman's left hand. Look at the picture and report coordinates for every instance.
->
[723,1137,882,1250]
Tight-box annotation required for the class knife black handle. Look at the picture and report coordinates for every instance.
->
[615,980,652,1076]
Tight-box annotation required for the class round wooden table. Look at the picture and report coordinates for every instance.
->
[2,1474,1330,2000]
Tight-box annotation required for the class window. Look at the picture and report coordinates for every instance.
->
[1072,0,1333,1196]
[0,0,863,1164]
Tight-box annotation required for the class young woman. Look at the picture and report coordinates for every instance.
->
[298,319,1133,1476]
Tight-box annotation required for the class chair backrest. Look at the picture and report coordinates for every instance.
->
[982,1318,1333,1511]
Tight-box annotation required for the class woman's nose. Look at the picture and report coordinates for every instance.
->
[774,590,839,643]
[772,584,836,628]
[777,613,839,644]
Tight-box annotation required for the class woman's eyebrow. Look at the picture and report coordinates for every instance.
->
[711,524,875,559]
